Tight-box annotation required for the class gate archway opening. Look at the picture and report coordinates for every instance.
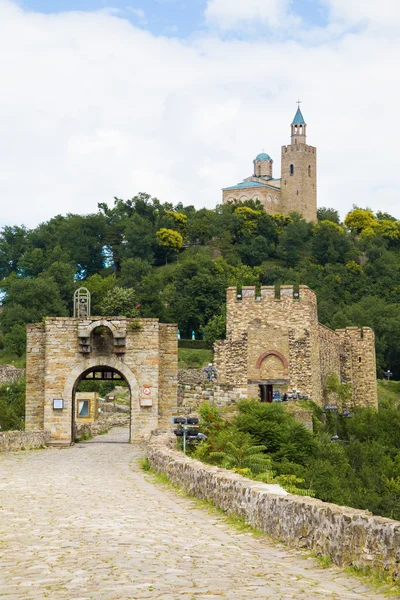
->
[72,365,132,443]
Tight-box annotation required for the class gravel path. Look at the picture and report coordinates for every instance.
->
[0,427,393,599]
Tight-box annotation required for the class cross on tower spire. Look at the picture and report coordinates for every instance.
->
[297,99,302,108]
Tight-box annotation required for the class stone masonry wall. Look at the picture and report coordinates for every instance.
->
[26,317,179,444]
[158,323,179,429]
[148,438,400,578]
[26,323,46,431]
[281,142,317,222]
[217,285,321,403]
[318,324,341,391]
[215,286,377,410]
[0,430,50,452]
[0,365,25,384]
[336,327,378,409]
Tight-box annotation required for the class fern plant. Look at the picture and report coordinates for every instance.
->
[210,441,271,474]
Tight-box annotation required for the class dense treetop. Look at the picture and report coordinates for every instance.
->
[1,194,399,377]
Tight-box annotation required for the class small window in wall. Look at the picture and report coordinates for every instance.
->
[359,357,362,363]
[308,165,311,177]
[78,400,90,417]
[290,164,294,175]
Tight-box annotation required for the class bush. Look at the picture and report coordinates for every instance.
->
[0,378,25,431]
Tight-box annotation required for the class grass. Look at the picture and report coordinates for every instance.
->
[345,565,400,597]
[377,379,400,408]
[0,350,26,369]
[178,348,213,369]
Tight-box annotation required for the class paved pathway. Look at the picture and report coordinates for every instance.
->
[0,428,394,599]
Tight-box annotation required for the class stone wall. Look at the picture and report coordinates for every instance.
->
[26,316,178,444]
[158,323,179,429]
[0,430,50,452]
[217,285,321,403]
[0,364,25,384]
[148,439,400,578]
[318,324,341,390]
[26,323,46,430]
[214,286,378,410]
[281,142,317,222]
[336,327,378,409]
[75,414,130,440]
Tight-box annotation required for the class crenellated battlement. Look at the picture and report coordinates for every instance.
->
[281,144,316,154]
[335,326,375,341]
[227,285,317,304]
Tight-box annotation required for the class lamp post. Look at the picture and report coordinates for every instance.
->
[384,369,393,381]
[172,417,207,454]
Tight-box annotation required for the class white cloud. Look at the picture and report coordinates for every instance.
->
[205,0,296,30]
[0,0,399,228]
[322,0,400,30]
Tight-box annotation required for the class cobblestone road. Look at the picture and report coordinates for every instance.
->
[0,428,393,599]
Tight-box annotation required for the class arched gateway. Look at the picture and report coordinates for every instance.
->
[25,297,178,446]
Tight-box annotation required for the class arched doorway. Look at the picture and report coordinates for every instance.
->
[72,365,131,443]
[63,357,140,444]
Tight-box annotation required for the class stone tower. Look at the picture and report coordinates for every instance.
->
[280,107,317,222]
[253,152,273,178]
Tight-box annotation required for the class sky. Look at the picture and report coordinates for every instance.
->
[0,0,399,226]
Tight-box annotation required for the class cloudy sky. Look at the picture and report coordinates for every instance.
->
[0,0,399,227]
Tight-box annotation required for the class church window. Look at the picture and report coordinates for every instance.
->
[296,190,299,195]
[290,164,294,175]
[308,165,311,177]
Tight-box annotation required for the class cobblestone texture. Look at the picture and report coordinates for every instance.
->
[0,428,391,600]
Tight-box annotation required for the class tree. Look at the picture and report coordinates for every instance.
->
[201,311,226,344]
[3,324,26,357]
[312,220,351,265]
[119,258,152,289]
[84,274,116,315]
[156,228,183,262]
[278,219,311,267]
[0,225,30,278]
[317,207,340,224]
[0,277,68,333]
[99,287,140,318]
[344,208,376,234]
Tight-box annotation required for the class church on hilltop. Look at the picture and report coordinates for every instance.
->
[222,105,317,222]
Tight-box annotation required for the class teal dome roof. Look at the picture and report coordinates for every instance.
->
[254,152,272,162]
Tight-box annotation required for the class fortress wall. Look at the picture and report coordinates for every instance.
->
[26,323,46,431]
[336,327,378,409]
[219,286,321,402]
[158,323,179,429]
[148,438,400,579]
[318,324,341,392]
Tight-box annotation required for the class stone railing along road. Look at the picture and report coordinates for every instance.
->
[148,436,400,579]
[0,430,50,452]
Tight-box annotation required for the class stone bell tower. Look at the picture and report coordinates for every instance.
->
[281,105,317,222]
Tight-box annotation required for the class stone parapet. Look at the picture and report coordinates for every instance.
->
[0,430,50,452]
[147,440,400,579]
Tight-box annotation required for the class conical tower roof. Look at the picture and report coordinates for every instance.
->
[291,107,306,126]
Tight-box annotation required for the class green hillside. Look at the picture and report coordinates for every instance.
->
[0,196,399,379]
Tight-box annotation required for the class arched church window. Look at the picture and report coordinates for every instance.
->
[290,164,294,175]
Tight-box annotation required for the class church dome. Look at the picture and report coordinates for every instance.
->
[254,152,272,162]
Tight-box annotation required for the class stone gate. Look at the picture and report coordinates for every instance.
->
[25,310,178,445]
